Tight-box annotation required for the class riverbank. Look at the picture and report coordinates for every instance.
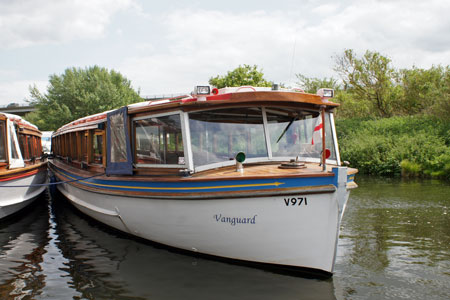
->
[336,116,450,179]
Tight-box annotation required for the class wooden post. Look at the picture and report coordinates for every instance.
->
[321,106,327,172]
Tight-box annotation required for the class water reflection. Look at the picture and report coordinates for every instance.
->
[50,192,336,300]
[0,195,49,299]
[334,176,450,300]
[1,177,448,300]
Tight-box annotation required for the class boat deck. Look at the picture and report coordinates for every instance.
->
[51,159,357,183]
[191,162,357,180]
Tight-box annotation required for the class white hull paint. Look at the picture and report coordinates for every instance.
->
[0,171,47,219]
[57,181,350,273]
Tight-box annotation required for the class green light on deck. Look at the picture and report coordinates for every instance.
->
[235,152,246,163]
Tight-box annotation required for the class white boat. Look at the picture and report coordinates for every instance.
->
[41,131,53,154]
[0,113,47,219]
[49,85,357,276]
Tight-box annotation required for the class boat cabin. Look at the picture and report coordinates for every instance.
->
[0,113,44,171]
[50,86,341,176]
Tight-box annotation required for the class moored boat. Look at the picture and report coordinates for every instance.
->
[0,113,47,219]
[49,85,357,276]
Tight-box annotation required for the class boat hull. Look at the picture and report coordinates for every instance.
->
[0,168,47,219]
[56,174,350,274]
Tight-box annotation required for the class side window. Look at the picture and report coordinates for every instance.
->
[134,114,185,165]
[9,124,20,159]
[19,134,28,160]
[28,135,34,158]
[81,131,88,162]
[0,121,6,162]
[92,130,104,165]
[71,132,77,160]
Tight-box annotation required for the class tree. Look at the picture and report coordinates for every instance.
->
[26,66,141,130]
[399,65,449,118]
[295,74,340,94]
[209,64,272,88]
[334,49,400,117]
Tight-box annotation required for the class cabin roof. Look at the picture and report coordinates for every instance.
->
[53,87,339,135]
[0,112,40,132]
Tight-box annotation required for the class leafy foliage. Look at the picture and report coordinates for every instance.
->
[209,64,272,88]
[295,74,340,94]
[396,65,450,121]
[337,116,450,179]
[26,66,141,131]
[334,49,401,117]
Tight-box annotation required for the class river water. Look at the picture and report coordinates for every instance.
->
[0,176,448,300]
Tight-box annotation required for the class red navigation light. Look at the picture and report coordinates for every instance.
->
[212,88,219,95]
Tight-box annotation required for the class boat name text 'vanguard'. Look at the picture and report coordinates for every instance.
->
[213,214,257,226]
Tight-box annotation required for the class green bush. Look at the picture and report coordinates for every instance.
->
[336,116,450,179]
[400,160,421,177]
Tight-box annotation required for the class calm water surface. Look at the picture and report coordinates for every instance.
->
[0,176,449,299]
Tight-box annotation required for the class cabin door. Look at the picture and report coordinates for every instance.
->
[106,106,133,175]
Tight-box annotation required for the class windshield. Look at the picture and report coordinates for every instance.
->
[189,108,267,167]
[188,107,337,168]
[266,108,336,161]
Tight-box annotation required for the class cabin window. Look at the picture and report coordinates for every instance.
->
[92,130,104,165]
[0,121,6,162]
[37,136,42,156]
[27,135,34,158]
[19,134,28,160]
[81,131,88,162]
[189,108,267,167]
[71,133,77,160]
[9,124,20,159]
[109,112,128,164]
[54,136,58,155]
[64,134,69,157]
[266,109,336,161]
[134,114,185,165]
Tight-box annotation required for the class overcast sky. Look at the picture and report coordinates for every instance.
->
[0,0,449,106]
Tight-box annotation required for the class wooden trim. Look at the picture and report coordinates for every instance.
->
[0,161,47,178]
[347,168,358,175]
[128,91,338,115]
[20,128,42,137]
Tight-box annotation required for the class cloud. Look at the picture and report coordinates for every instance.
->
[0,80,48,106]
[1,0,448,102]
[121,10,301,94]
[120,0,449,96]
[0,0,136,49]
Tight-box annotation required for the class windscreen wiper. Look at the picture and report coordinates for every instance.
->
[276,116,297,143]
